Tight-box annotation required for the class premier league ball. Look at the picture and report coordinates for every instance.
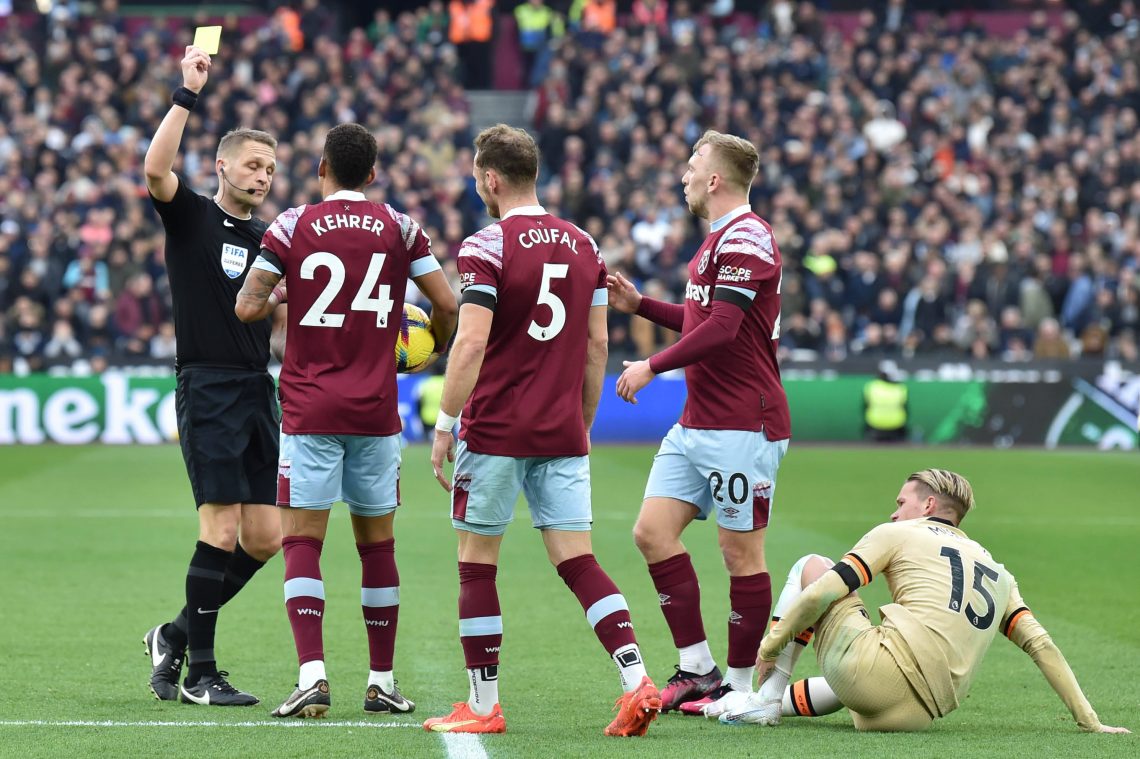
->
[395,303,434,373]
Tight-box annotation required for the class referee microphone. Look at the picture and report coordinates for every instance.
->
[220,166,258,195]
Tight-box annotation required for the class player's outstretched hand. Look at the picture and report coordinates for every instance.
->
[181,45,211,93]
[430,429,455,491]
[616,359,655,404]
[1092,725,1131,734]
[607,272,642,314]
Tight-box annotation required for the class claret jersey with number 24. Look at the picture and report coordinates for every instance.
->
[256,190,441,436]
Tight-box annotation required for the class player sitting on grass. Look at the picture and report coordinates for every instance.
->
[719,469,1130,735]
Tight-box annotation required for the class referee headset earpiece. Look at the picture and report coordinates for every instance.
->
[220,164,257,195]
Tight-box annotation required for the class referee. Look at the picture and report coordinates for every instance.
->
[141,45,283,706]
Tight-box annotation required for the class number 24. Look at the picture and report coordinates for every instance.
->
[298,251,393,328]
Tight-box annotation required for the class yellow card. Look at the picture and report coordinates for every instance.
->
[193,25,222,55]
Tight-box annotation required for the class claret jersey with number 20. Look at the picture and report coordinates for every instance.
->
[681,209,790,440]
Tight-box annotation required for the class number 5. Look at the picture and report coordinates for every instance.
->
[528,263,568,342]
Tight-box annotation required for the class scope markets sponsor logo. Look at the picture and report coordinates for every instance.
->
[718,265,752,282]
[0,374,178,445]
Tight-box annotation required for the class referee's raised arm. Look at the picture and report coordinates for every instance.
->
[144,45,210,203]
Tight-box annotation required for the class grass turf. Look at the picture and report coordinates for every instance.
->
[0,444,1136,758]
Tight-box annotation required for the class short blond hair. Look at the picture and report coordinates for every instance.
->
[693,130,759,192]
[907,469,976,523]
[217,128,278,159]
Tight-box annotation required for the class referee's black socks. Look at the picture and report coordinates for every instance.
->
[184,540,232,684]
[164,543,268,654]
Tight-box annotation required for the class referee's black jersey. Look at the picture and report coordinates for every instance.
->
[151,175,272,371]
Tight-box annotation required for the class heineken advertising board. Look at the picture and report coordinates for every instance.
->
[1,366,1137,448]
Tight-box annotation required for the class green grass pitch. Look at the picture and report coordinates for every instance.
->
[1,444,1136,758]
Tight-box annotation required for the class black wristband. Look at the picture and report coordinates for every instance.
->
[172,86,199,111]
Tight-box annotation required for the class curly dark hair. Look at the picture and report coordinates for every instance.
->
[322,123,378,189]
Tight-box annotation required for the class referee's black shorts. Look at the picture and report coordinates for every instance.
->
[175,366,280,508]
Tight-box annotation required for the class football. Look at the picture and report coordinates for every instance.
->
[395,303,434,373]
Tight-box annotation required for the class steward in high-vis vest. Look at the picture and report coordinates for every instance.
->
[864,370,908,442]
[449,0,496,88]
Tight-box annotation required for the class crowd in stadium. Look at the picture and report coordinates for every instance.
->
[2,0,1140,373]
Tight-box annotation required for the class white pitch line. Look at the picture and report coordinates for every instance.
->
[439,732,489,759]
[0,720,420,729]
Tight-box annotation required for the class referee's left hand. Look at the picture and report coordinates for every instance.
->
[430,429,455,492]
[181,45,211,93]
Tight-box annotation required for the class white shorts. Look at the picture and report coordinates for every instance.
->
[450,440,592,536]
[277,432,401,517]
[643,425,789,531]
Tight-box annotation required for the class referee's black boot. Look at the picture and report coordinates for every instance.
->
[143,625,184,701]
[180,671,259,706]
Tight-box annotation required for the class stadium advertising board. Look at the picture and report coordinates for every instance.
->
[0,373,178,445]
[1,367,1136,448]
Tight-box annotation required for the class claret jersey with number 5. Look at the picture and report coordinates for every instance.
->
[256,190,440,436]
[457,205,607,458]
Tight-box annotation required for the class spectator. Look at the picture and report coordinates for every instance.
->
[150,320,177,360]
[1034,318,1072,360]
[572,0,616,41]
[515,0,564,87]
[112,272,164,352]
[631,0,668,35]
[5,3,1140,374]
[43,318,83,363]
[449,0,496,89]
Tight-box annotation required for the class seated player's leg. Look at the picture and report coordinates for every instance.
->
[683,428,789,716]
[751,555,833,716]
[342,433,413,714]
[424,443,518,734]
[526,457,661,736]
[843,649,934,732]
[634,425,717,712]
[782,677,844,719]
[719,554,847,726]
[271,433,340,719]
[815,596,932,731]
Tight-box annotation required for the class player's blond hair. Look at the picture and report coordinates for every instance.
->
[217,128,278,159]
[907,469,976,523]
[693,130,759,192]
